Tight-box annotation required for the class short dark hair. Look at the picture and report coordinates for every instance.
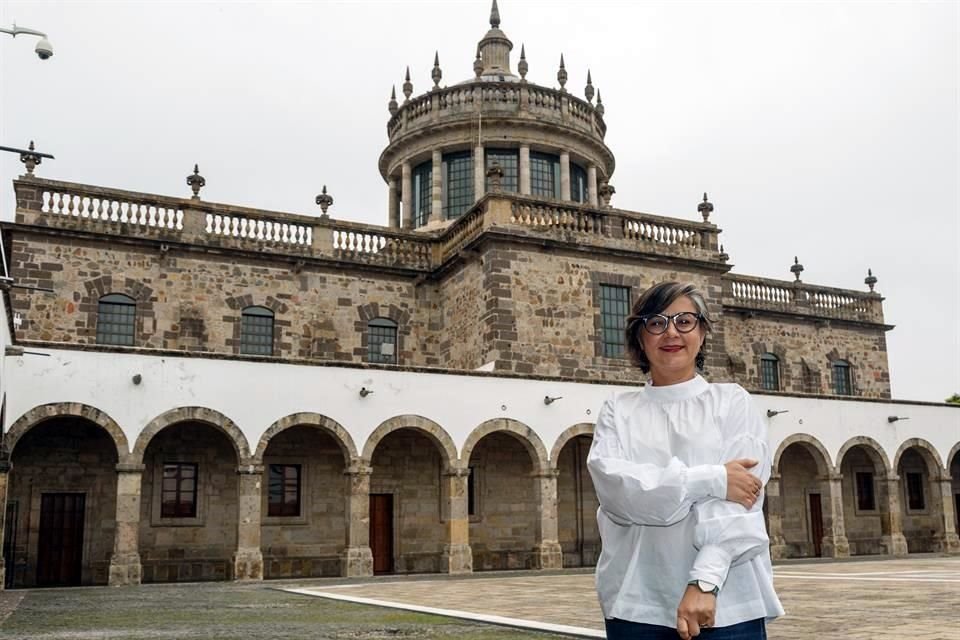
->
[625,282,713,373]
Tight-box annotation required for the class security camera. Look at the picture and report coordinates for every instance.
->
[35,37,53,60]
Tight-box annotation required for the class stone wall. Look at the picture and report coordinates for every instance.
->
[897,449,939,553]
[840,446,885,555]
[260,426,347,578]
[723,314,891,398]
[436,259,487,369]
[7,419,118,587]
[556,435,599,567]
[468,432,538,570]
[139,422,239,582]
[369,430,445,573]
[778,445,821,557]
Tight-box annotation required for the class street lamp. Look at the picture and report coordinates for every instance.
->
[0,24,53,60]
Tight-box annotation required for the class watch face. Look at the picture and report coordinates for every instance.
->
[698,580,717,594]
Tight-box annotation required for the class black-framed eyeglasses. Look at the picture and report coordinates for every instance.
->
[640,312,703,335]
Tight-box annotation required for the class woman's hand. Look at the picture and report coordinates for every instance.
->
[724,458,763,509]
[676,584,716,639]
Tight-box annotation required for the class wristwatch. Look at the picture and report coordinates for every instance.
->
[688,579,720,596]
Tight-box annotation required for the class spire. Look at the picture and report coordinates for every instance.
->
[402,66,413,101]
[518,44,528,80]
[585,69,594,103]
[490,0,501,28]
[388,86,398,116]
[557,54,567,92]
[595,89,604,116]
[432,51,442,89]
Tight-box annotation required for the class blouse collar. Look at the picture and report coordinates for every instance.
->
[643,374,709,403]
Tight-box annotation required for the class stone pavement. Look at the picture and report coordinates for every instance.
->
[286,556,960,640]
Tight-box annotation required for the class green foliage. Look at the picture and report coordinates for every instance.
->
[946,393,960,405]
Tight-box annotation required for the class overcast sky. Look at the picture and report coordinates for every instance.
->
[1,1,957,403]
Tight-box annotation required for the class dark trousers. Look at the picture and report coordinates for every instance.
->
[604,617,766,639]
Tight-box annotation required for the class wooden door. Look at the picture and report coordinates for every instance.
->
[809,493,823,557]
[369,494,394,575]
[3,501,16,589]
[37,493,85,587]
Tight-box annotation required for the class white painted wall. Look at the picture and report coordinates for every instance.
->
[3,347,959,470]
[0,292,8,423]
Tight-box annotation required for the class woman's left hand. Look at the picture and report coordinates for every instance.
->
[675,585,716,639]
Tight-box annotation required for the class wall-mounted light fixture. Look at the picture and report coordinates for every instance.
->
[360,387,374,398]
[767,409,789,418]
[544,396,562,405]
[132,374,142,385]
[887,415,909,423]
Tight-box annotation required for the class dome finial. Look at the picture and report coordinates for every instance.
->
[557,54,568,92]
[432,51,442,89]
[490,0,501,28]
[474,47,483,78]
[864,268,878,292]
[402,66,413,101]
[585,69,594,103]
[595,89,604,116]
[698,192,713,222]
[388,86,398,116]
[518,43,528,80]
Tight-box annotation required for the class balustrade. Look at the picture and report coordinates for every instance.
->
[724,275,883,323]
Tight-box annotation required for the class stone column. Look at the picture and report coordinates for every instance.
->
[0,459,10,589]
[431,149,443,223]
[587,164,599,207]
[533,469,563,569]
[474,145,485,203]
[401,161,413,230]
[820,473,851,558]
[342,462,373,577]
[441,468,473,574]
[879,475,909,556]
[765,472,788,559]
[519,144,531,195]
[559,151,571,201]
[232,465,264,580]
[388,178,399,229]
[933,474,960,554]
[108,462,144,586]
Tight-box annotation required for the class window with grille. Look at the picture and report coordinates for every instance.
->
[268,464,301,517]
[530,152,560,199]
[413,161,432,228]
[600,285,630,358]
[443,151,474,220]
[161,463,197,518]
[855,471,875,511]
[906,472,925,510]
[96,293,136,346]
[368,317,398,364]
[571,163,588,203]
[241,306,274,355]
[485,149,518,193]
[760,353,780,391]
[832,360,852,395]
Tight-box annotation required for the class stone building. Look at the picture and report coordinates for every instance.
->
[0,2,957,588]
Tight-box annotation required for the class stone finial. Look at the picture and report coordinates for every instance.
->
[432,51,442,89]
[518,44,528,80]
[186,164,205,199]
[585,70,595,103]
[402,66,413,101]
[490,0,501,28]
[474,48,483,79]
[698,192,714,222]
[790,256,804,282]
[595,90,605,116]
[315,185,334,218]
[486,161,504,192]
[719,244,729,262]
[864,268,877,292]
[557,54,568,92]
[19,140,42,176]
[598,181,616,208]
[388,86,398,116]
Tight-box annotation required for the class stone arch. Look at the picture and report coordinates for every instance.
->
[5,402,129,459]
[134,407,251,464]
[773,434,834,476]
[836,436,892,475]
[893,438,945,476]
[361,415,457,469]
[949,442,960,470]
[550,423,595,469]
[461,418,549,473]
[253,413,358,464]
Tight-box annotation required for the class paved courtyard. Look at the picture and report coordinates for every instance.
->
[287,556,960,640]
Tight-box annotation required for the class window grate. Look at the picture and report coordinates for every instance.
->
[96,294,136,346]
[600,285,630,358]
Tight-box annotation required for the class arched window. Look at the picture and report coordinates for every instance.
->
[96,293,136,346]
[530,152,560,199]
[241,306,274,356]
[571,163,588,203]
[832,359,852,395]
[759,353,780,391]
[368,317,398,364]
[412,161,432,228]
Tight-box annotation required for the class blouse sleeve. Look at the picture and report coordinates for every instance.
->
[587,394,728,527]
[688,387,771,588]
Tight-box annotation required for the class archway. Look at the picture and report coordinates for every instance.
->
[837,438,892,555]
[553,428,598,567]
[894,440,946,553]
[776,439,833,558]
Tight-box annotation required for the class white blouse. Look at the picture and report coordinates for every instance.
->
[587,375,784,628]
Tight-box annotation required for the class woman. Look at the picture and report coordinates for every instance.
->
[587,282,783,639]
